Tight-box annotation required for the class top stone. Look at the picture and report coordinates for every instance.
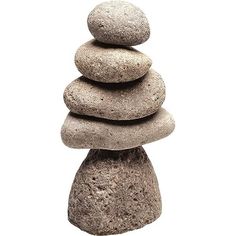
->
[87,1,150,46]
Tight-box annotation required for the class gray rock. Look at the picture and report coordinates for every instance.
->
[68,146,161,235]
[75,40,152,83]
[61,108,175,150]
[63,69,165,121]
[87,1,150,46]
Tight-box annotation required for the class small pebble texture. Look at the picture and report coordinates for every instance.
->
[87,1,150,46]
[75,40,152,83]
[68,146,161,235]
[63,69,165,121]
[61,108,175,150]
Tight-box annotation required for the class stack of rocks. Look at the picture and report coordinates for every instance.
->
[61,1,175,235]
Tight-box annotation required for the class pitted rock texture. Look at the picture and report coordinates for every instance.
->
[63,70,165,121]
[75,40,152,83]
[61,108,175,150]
[87,1,150,46]
[68,146,161,235]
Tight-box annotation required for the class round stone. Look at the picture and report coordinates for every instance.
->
[68,146,161,235]
[87,1,150,46]
[63,69,165,121]
[61,108,175,150]
[75,40,152,83]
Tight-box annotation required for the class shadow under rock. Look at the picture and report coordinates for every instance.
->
[91,39,136,52]
[78,75,145,91]
[69,110,158,127]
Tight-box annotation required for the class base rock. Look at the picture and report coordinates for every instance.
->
[68,146,161,235]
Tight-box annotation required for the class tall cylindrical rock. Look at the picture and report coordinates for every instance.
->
[68,147,161,235]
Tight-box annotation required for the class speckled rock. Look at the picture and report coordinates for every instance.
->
[87,1,150,46]
[63,70,165,121]
[75,40,152,83]
[68,146,161,235]
[61,108,175,150]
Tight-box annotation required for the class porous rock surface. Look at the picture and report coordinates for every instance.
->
[63,69,165,121]
[68,146,161,235]
[87,1,150,46]
[61,108,175,150]
[75,40,152,83]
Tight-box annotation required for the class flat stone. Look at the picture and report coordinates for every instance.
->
[75,40,152,83]
[68,146,161,235]
[63,70,165,120]
[61,108,175,150]
[87,1,150,46]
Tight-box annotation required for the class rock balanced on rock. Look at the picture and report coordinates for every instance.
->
[61,1,175,235]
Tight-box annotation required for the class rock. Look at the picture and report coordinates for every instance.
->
[75,40,152,83]
[68,146,161,235]
[61,108,175,150]
[87,1,150,46]
[63,70,165,121]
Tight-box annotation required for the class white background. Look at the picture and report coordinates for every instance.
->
[0,0,236,235]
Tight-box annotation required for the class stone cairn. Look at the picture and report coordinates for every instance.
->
[61,1,175,235]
